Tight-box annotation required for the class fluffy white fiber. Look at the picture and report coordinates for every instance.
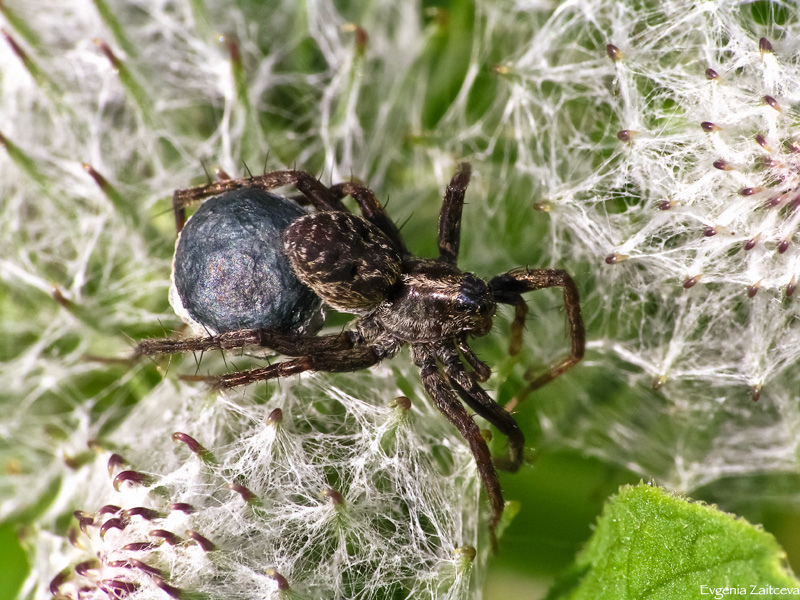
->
[3,0,800,598]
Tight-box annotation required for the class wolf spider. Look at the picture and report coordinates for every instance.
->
[138,163,585,544]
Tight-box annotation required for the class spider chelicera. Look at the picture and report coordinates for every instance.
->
[138,163,585,544]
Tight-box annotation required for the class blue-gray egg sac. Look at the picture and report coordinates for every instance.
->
[172,188,323,334]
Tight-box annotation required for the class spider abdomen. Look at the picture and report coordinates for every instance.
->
[283,211,402,312]
[171,188,323,335]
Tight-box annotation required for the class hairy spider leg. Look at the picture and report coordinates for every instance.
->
[412,344,504,548]
[435,345,524,473]
[508,300,529,357]
[139,324,380,388]
[489,268,585,411]
[172,168,410,258]
[334,181,408,256]
[184,344,382,389]
[456,338,491,382]
[286,179,408,255]
[437,162,472,265]
[138,328,358,357]
[171,170,348,232]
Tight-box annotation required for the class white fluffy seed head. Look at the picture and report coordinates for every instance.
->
[31,375,485,600]
[5,0,800,597]
[476,1,800,490]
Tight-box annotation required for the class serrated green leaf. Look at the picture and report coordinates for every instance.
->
[548,484,800,600]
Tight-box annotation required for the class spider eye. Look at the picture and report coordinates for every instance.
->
[456,276,494,316]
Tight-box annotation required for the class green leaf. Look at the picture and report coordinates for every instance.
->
[548,483,800,600]
[0,522,28,599]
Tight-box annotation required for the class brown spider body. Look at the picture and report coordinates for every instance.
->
[139,163,585,546]
[360,258,496,345]
[284,211,402,312]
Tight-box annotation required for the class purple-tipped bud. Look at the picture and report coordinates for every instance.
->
[755,134,771,151]
[113,470,152,491]
[228,482,257,503]
[739,187,763,196]
[149,529,182,545]
[122,541,157,552]
[172,431,203,452]
[266,569,290,591]
[762,157,778,170]
[82,162,110,191]
[744,234,761,250]
[106,559,129,568]
[50,571,70,596]
[712,159,731,170]
[763,95,781,112]
[751,384,762,402]
[107,453,126,477]
[74,510,95,532]
[75,560,100,576]
[606,44,624,61]
[220,33,241,66]
[267,408,283,424]
[129,559,163,577]
[391,396,412,410]
[93,38,121,70]
[154,577,183,598]
[186,530,216,552]
[321,487,345,506]
[683,275,701,289]
[124,507,161,521]
[767,195,785,209]
[68,528,80,547]
[658,200,678,210]
[100,579,139,595]
[1,28,28,62]
[99,518,127,538]
[605,253,629,264]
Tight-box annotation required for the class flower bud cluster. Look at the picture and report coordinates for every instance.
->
[33,377,481,600]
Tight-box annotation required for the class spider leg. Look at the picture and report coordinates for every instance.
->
[437,163,471,265]
[508,297,529,357]
[172,170,348,232]
[456,338,491,382]
[489,268,585,411]
[137,329,358,357]
[336,181,408,255]
[435,345,524,473]
[411,344,504,548]
[186,344,381,389]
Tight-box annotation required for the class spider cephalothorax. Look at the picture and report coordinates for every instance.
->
[139,163,585,544]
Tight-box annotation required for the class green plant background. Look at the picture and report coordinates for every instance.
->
[2,0,800,598]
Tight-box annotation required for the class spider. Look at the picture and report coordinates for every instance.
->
[138,163,585,544]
